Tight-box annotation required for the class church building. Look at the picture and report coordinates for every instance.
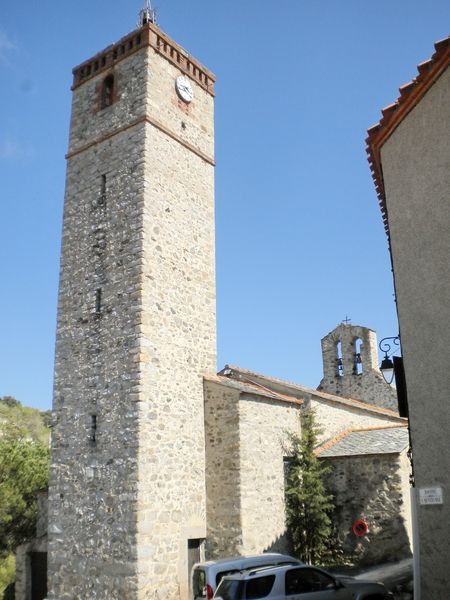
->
[15,8,414,600]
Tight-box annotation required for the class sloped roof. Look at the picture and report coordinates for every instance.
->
[219,364,405,421]
[366,37,450,236]
[203,373,304,406]
[221,364,306,391]
[316,425,409,458]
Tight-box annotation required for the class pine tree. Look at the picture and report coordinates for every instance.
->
[285,409,335,564]
[0,428,49,558]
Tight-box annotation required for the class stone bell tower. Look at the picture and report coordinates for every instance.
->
[317,323,398,411]
[47,9,216,600]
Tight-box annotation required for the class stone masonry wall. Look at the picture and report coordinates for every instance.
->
[204,378,302,559]
[318,324,398,410]
[238,395,301,554]
[48,124,145,599]
[204,381,242,558]
[136,45,216,598]
[49,27,215,600]
[310,397,404,443]
[324,451,412,565]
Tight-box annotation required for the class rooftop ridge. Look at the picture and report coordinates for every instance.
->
[238,376,303,405]
[314,388,402,418]
[315,428,353,456]
[366,36,450,236]
[221,364,404,419]
[351,423,409,433]
[72,22,215,95]
[204,373,304,406]
[223,363,305,390]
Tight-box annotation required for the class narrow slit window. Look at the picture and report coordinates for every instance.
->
[100,174,106,203]
[95,288,102,313]
[101,74,114,109]
[336,340,344,377]
[354,338,363,375]
[90,414,97,444]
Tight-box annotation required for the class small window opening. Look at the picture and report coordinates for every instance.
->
[101,74,114,109]
[354,338,363,375]
[100,174,106,203]
[90,414,97,444]
[336,340,344,377]
[95,288,102,314]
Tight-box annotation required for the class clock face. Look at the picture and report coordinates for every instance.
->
[176,75,194,103]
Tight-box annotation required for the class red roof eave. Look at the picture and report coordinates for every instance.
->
[366,37,450,237]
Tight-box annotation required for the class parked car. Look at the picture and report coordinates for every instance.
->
[192,554,303,600]
[213,564,394,600]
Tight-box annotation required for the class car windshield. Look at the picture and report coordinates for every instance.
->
[215,578,244,600]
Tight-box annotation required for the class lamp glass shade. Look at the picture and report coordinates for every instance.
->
[380,356,395,384]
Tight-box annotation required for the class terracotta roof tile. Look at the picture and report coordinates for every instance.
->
[366,36,450,236]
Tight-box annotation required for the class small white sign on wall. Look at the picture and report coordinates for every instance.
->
[419,486,443,505]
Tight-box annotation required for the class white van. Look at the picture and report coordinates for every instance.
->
[192,554,302,600]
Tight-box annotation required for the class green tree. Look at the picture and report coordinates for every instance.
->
[0,554,15,598]
[0,397,20,409]
[0,397,50,446]
[285,409,335,564]
[0,434,49,558]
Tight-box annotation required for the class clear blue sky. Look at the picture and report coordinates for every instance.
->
[1,1,449,410]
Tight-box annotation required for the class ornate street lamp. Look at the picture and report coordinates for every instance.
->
[378,336,400,384]
[379,335,409,418]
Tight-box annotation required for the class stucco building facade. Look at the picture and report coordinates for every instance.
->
[367,36,450,599]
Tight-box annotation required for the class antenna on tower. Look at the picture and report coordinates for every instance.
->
[138,0,156,27]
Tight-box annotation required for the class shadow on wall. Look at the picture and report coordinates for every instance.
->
[343,519,412,567]
[263,532,291,556]
[324,454,412,566]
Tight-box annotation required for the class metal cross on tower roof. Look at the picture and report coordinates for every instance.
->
[138,0,157,27]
